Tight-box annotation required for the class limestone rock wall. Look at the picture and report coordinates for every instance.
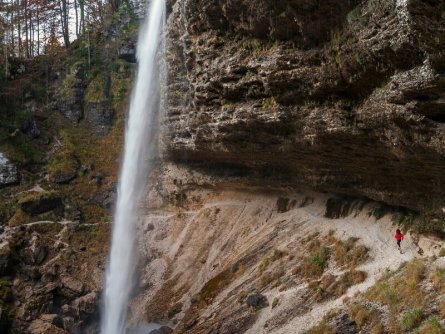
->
[162,0,445,211]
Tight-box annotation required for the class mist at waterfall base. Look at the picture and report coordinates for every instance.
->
[101,0,166,333]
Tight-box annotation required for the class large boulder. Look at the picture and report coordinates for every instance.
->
[0,153,19,187]
[21,234,47,265]
[48,154,79,185]
[18,191,63,215]
[245,293,268,309]
[71,291,98,315]
[58,275,84,299]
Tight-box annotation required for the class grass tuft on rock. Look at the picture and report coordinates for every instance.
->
[401,308,424,330]
[294,241,331,279]
[366,259,427,315]
[332,237,369,269]
[417,317,445,334]
[348,303,382,330]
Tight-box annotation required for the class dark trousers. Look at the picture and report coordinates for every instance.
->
[397,239,401,248]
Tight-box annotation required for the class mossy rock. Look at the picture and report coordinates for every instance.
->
[18,191,63,215]
[58,73,83,102]
[48,154,79,184]
[47,131,80,184]
[84,74,106,104]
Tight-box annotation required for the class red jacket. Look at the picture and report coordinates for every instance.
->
[395,232,404,241]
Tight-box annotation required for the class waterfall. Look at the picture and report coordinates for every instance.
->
[101,0,166,333]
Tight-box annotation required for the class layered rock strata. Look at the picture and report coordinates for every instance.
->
[163,0,445,211]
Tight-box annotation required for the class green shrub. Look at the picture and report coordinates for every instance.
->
[294,240,331,279]
[395,207,445,235]
[312,247,330,270]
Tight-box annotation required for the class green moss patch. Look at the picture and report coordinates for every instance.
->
[47,130,79,183]
[57,73,83,102]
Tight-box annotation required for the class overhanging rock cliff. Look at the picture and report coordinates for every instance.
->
[162,0,445,211]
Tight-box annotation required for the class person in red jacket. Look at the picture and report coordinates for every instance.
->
[395,228,404,249]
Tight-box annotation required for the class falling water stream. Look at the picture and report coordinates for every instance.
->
[101,1,166,333]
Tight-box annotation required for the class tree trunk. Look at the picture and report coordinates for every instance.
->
[17,0,21,56]
[30,14,33,56]
[24,0,29,58]
[59,0,70,47]
[5,42,8,80]
[74,0,79,37]
[36,14,39,55]
[79,0,84,35]
[10,0,14,53]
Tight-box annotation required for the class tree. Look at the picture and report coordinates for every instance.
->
[0,0,122,61]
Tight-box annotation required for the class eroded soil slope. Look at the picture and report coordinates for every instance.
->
[130,164,442,334]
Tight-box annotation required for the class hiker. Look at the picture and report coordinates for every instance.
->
[395,228,404,249]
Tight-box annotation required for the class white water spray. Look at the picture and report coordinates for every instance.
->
[101,1,165,333]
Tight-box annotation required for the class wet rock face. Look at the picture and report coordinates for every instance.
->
[0,153,19,187]
[163,0,445,211]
